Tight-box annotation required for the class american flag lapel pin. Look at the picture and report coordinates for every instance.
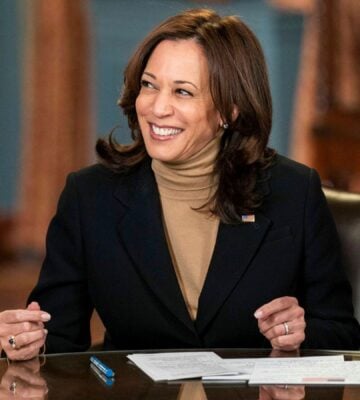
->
[241,214,255,223]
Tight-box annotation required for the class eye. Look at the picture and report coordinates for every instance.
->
[176,88,193,97]
[140,79,155,89]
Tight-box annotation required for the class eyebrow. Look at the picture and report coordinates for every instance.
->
[142,72,199,90]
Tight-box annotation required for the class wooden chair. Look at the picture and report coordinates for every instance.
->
[324,187,360,322]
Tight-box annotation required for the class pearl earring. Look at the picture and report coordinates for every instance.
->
[222,122,229,129]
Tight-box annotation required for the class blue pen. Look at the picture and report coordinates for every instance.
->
[90,363,114,386]
[90,356,115,378]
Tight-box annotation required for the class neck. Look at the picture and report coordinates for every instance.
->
[151,136,221,200]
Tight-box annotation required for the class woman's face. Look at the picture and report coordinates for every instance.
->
[135,39,222,163]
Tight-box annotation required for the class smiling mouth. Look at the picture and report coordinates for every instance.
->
[151,124,183,137]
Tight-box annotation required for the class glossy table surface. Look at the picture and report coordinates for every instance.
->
[1,348,360,399]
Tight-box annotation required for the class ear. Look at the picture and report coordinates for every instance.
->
[217,110,223,127]
[231,105,239,122]
[219,105,239,129]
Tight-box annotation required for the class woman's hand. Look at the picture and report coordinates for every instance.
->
[0,302,50,361]
[0,357,48,398]
[259,385,305,400]
[254,296,306,351]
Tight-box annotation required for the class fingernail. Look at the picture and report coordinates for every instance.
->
[44,329,48,335]
[254,310,263,319]
[41,313,51,321]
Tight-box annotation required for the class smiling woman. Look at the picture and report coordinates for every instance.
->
[97,8,274,222]
[135,39,222,162]
[0,8,358,361]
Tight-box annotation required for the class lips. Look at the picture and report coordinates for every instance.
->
[150,123,183,137]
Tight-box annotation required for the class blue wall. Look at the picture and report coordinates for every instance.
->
[0,0,303,211]
[0,0,22,211]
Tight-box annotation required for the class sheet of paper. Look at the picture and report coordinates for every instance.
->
[203,358,264,381]
[249,355,353,385]
[127,352,239,381]
[203,355,344,382]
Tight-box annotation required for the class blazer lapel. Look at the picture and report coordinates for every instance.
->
[113,162,196,335]
[196,213,271,335]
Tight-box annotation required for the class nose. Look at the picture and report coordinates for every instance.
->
[151,90,174,118]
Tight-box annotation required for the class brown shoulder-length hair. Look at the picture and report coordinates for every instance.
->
[96,8,275,224]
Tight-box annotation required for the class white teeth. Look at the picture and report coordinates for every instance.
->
[152,124,182,136]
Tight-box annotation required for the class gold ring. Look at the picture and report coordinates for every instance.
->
[283,321,289,335]
[8,335,17,349]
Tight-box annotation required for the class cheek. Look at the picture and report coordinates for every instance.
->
[135,96,141,115]
[194,100,221,129]
[208,109,222,132]
[135,95,146,117]
[197,108,220,135]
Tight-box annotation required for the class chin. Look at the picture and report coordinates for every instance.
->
[145,144,182,163]
[150,153,177,163]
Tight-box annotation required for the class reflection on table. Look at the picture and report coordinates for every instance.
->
[0,348,358,399]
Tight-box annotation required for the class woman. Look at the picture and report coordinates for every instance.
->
[0,8,358,360]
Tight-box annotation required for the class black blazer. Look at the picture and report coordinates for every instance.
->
[29,154,360,352]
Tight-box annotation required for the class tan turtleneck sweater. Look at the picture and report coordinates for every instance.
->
[152,137,221,320]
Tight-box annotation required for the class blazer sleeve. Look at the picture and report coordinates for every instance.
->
[28,173,93,353]
[300,169,360,349]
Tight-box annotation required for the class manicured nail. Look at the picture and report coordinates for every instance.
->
[254,310,263,319]
[41,313,51,321]
[44,329,48,335]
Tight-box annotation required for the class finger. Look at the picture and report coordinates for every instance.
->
[5,335,47,361]
[258,310,293,335]
[258,307,304,336]
[0,321,44,338]
[0,388,16,398]
[22,357,42,374]
[27,302,40,311]
[261,385,305,400]
[1,376,48,398]
[259,386,275,400]
[18,383,49,399]
[4,366,46,388]
[261,318,306,343]
[254,297,298,320]
[11,328,48,350]
[271,330,305,351]
[4,329,47,360]
[20,335,47,361]
[0,310,51,324]
[264,319,306,340]
[259,321,291,341]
